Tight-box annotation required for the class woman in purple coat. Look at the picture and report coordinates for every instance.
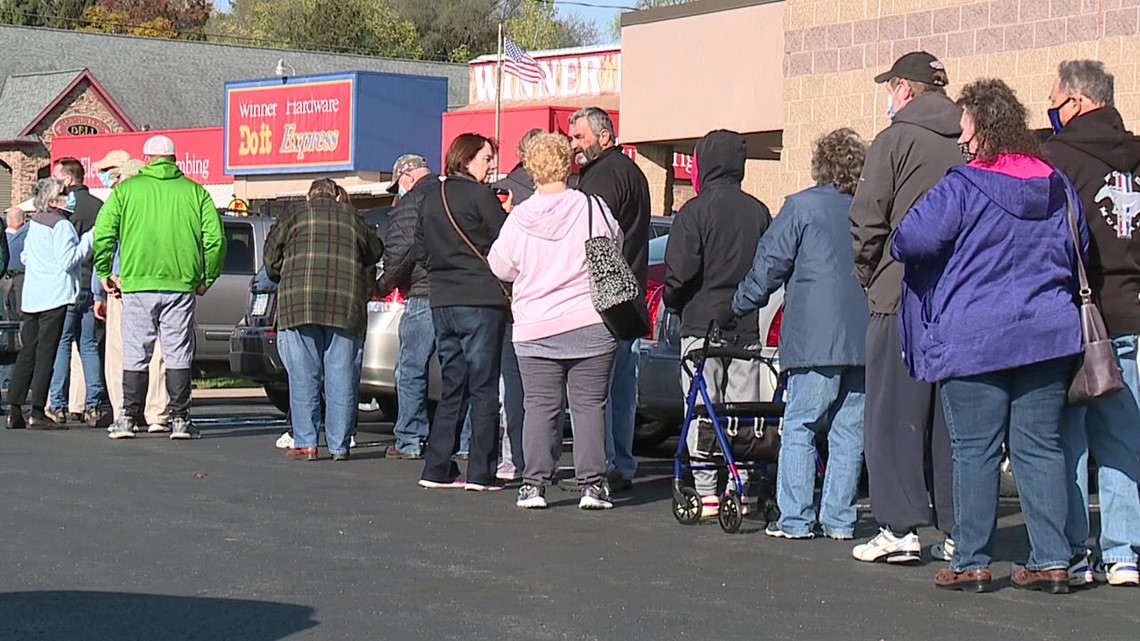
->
[892,79,1085,595]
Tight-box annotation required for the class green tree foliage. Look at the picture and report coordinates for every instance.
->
[0,0,94,29]
[506,0,596,51]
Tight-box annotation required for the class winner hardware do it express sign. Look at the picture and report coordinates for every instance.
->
[224,76,355,174]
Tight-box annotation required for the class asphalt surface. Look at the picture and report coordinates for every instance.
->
[1,396,1137,641]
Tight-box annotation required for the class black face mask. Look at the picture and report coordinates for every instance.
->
[959,138,977,162]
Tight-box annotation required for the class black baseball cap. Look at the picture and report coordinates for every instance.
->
[874,51,948,87]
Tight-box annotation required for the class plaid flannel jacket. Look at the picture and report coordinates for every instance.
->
[263,197,384,336]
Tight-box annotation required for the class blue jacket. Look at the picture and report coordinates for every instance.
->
[22,208,93,314]
[6,226,26,272]
[891,156,1086,383]
[732,184,868,369]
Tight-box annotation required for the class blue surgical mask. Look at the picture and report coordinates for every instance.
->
[98,170,113,187]
[397,183,408,198]
[886,93,897,121]
[64,191,76,211]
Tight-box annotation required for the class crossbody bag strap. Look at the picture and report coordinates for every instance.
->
[585,193,616,239]
[1063,186,1093,305]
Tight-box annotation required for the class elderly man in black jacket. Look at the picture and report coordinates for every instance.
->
[48,157,106,426]
[1045,59,1140,588]
[569,106,650,492]
[663,129,770,517]
[378,154,437,459]
[849,52,960,565]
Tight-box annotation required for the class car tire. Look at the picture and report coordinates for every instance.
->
[634,419,675,449]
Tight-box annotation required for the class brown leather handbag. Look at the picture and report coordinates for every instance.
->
[1064,188,1124,404]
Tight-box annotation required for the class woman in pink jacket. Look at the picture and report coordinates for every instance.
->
[489,133,622,511]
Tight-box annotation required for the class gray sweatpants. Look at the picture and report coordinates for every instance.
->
[122,292,196,371]
[681,337,760,496]
[519,351,616,488]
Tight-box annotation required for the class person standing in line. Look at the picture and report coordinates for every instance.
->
[569,107,650,493]
[727,129,870,540]
[849,52,962,564]
[1043,59,1140,588]
[416,133,511,491]
[663,129,771,519]
[0,207,25,394]
[92,157,170,433]
[378,154,437,460]
[47,157,107,426]
[6,178,92,430]
[489,133,620,509]
[93,135,226,441]
[263,178,383,461]
[894,78,1083,594]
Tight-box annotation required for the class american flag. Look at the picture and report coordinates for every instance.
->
[503,37,546,84]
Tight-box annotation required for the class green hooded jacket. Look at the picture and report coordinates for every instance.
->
[93,158,226,293]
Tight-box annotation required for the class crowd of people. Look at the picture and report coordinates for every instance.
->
[4,49,1138,595]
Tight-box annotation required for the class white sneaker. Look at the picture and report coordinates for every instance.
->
[931,537,955,562]
[852,528,922,564]
[350,435,356,449]
[147,423,170,434]
[700,495,719,519]
[1094,560,1140,587]
[1069,551,1094,587]
[275,432,294,449]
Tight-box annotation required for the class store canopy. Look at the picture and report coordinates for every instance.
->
[16,183,237,212]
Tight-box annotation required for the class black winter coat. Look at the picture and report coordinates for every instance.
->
[377,173,438,299]
[70,184,102,291]
[577,147,651,290]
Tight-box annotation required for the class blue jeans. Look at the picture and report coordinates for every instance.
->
[49,289,105,410]
[776,366,866,538]
[421,306,506,485]
[1061,333,1140,564]
[460,412,472,454]
[278,325,364,456]
[605,339,638,480]
[941,357,1074,573]
[393,297,434,455]
[460,324,523,462]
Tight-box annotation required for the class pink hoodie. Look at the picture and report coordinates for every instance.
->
[489,189,623,343]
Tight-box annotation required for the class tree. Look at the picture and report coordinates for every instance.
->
[505,0,596,51]
[391,0,500,62]
[211,0,423,59]
[0,0,94,29]
[609,0,690,41]
[78,1,211,39]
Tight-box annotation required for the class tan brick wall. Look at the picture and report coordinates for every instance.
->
[783,0,1140,198]
[1,80,129,207]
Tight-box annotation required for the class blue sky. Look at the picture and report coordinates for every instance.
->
[211,1,625,44]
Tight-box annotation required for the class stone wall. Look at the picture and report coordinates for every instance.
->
[1,80,128,207]
[782,0,1140,196]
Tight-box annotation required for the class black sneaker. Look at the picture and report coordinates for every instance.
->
[169,418,200,440]
[516,484,547,509]
[579,483,613,510]
[605,470,633,494]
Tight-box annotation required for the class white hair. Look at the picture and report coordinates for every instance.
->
[32,178,65,213]
[1058,60,1115,107]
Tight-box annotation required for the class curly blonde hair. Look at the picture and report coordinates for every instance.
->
[811,128,867,195]
[522,133,572,186]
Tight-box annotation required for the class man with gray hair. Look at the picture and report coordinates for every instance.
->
[1045,59,1140,588]
[568,106,650,493]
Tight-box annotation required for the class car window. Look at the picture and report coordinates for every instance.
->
[223,222,256,275]
[650,222,671,239]
[648,234,669,265]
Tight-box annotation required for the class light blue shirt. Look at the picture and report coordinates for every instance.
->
[22,211,94,314]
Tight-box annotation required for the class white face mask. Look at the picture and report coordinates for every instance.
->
[886,92,897,121]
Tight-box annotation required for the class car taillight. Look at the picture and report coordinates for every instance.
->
[766,305,783,348]
[645,280,664,339]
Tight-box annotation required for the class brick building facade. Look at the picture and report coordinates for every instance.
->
[622,0,1140,214]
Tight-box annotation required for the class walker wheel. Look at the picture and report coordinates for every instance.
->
[672,486,702,525]
[719,492,744,533]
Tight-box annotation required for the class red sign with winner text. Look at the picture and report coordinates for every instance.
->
[224,77,355,173]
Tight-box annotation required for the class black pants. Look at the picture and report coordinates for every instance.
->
[9,305,68,415]
[421,306,507,486]
[864,313,955,535]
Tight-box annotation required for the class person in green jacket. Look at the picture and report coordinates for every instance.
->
[93,135,226,441]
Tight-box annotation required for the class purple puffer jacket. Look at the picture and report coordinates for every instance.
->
[891,154,1087,383]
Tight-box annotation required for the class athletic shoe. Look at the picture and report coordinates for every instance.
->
[852,528,922,564]
[1069,551,1094,587]
[579,483,613,510]
[418,478,467,489]
[275,431,294,449]
[931,538,956,563]
[1094,560,1140,587]
[764,523,815,539]
[516,484,547,509]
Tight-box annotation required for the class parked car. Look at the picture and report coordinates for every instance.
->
[635,227,785,448]
[229,206,442,419]
[0,210,268,377]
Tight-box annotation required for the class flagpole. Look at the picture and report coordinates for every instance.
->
[495,22,504,147]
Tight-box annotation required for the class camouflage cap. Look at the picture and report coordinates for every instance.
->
[387,154,429,193]
[113,159,147,182]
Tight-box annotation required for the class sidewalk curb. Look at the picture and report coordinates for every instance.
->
[192,387,266,400]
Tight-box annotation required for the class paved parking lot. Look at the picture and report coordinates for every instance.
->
[1,395,1137,641]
